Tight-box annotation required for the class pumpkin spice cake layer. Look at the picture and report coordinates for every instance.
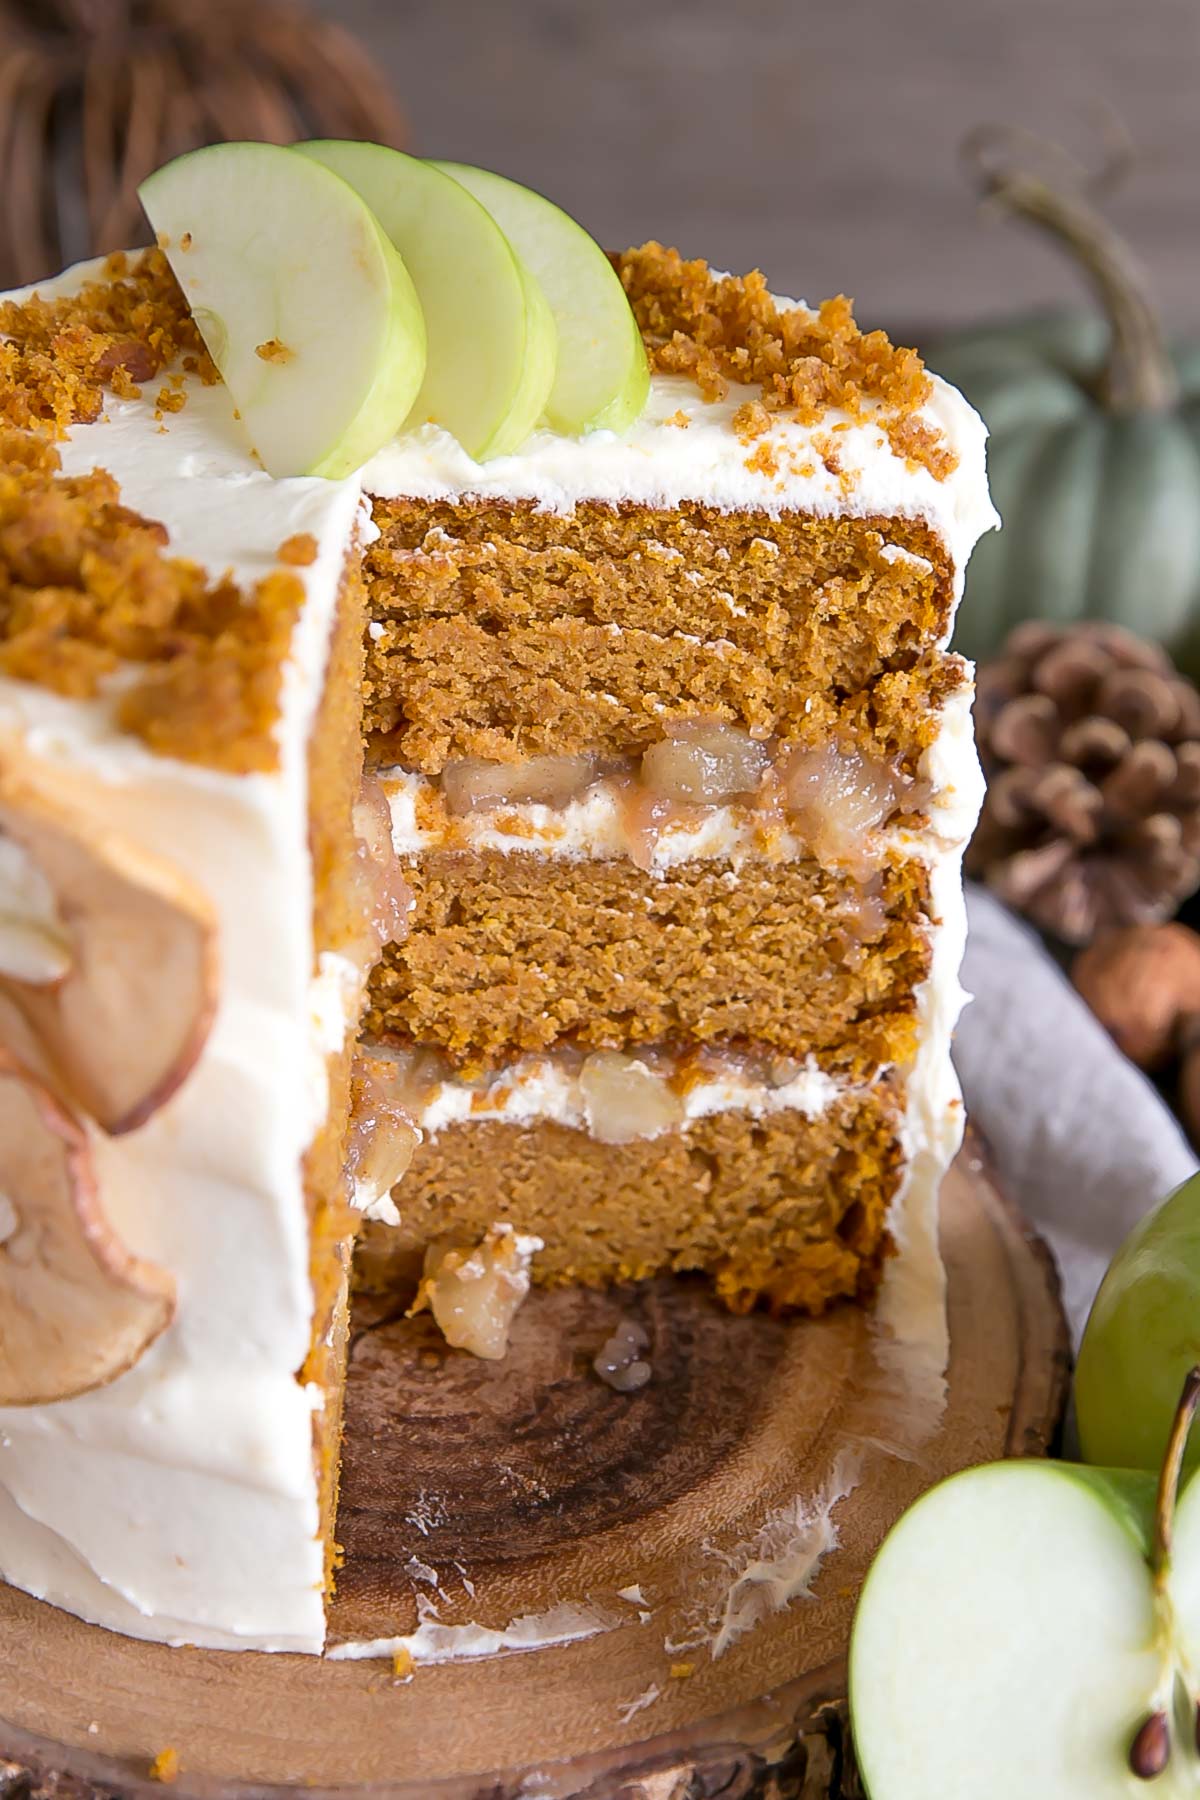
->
[354,1074,904,1316]
[366,846,930,1075]
[363,505,966,774]
[362,500,960,772]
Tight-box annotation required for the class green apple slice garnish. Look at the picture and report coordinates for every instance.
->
[849,1371,1200,1798]
[138,143,426,480]
[296,141,556,461]
[430,160,648,436]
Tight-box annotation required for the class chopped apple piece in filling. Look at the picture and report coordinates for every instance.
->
[410,1223,542,1361]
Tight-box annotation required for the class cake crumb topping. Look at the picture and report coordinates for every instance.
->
[0,251,216,439]
[0,430,302,772]
[616,243,957,481]
[279,531,319,566]
[148,1748,180,1784]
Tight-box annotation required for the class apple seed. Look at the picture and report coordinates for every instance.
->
[1128,1709,1170,1779]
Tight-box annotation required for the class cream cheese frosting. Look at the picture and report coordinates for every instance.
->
[0,253,994,1656]
[0,261,365,1654]
[877,685,984,1395]
[401,1049,849,1139]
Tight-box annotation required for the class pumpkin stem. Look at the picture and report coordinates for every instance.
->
[962,124,1177,416]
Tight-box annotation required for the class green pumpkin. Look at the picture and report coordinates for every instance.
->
[927,172,1200,677]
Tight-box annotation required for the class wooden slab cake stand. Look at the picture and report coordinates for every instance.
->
[0,1134,1068,1800]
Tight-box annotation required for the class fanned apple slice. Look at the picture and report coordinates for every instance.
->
[431,160,649,435]
[297,141,556,460]
[139,142,427,478]
[0,1040,175,1406]
[0,749,217,1135]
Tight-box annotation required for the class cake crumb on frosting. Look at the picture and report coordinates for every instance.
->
[148,1748,180,1784]
[0,429,302,772]
[279,531,319,566]
[615,242,957,481]
[0,250,216,439]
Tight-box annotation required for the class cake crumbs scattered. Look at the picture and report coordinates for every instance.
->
[149,1748,180,1784]
[255,338,294,364]
[732,399,772,442]
[0,250,216,438]
[615,242,957,481]
[391,1647,415,1681]
[665,409,690,428]
[669,1661,696,1680]
[743,440,780,479]
[0,429,302,773]
[278,531,319,566]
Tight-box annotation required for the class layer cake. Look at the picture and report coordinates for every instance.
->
[0,224,994,1653]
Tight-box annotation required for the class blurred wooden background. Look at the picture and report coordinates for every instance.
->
[312,0,1200,337]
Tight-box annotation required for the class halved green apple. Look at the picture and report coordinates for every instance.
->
[431,161,649,436]
[296,141,556,460]
[1076,1171,1200,1481]
[138,142,426,479]
[849,1373,1200,1798]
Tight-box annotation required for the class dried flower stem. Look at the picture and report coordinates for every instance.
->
[0,0,407,287]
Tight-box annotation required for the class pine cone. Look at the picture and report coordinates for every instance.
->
[967,620,1200,945]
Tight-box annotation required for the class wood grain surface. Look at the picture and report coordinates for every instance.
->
[0,1137,1068,1800]
[311,0,1200,338]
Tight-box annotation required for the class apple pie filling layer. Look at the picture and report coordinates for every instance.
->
[353,1037,858,1157]
[361,497,963,774]
[364,844,931,1078]
[381,724,932,877]
[352,1079,905,1318]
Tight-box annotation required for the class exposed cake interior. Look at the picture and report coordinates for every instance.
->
[348,245,991,1319]
[0,242,994,1655]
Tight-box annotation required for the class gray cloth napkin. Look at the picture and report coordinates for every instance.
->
[956,886,1198,1346]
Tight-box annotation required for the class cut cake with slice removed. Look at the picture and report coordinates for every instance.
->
[0,234,994,1654]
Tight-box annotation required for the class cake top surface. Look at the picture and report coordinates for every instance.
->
[0,245,996,775]
[615,244,952,478]
[0,253,365,775]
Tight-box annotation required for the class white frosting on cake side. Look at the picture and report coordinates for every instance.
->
[0,262,365,1653]
[876,683,984,1394]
